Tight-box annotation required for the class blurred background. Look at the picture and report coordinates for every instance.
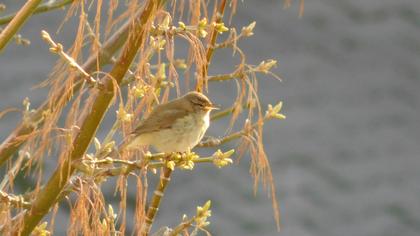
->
[1,0,420,235]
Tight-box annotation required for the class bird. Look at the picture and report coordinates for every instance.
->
[122,91,218,153]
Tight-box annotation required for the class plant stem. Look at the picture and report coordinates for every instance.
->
[142,167,173,235]
[0,0,42,51]
[13,1,167,234]
[0,0,74,25]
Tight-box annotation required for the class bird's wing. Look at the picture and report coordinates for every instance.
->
[132,108,189,135]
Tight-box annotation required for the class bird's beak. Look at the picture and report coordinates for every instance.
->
[206,104,220,110]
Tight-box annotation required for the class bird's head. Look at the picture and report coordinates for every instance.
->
[183,91,218,112]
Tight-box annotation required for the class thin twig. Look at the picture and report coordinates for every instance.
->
[41,30,97,85]
[169,217,195,236]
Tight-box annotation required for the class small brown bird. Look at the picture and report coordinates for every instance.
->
[124,91,218,153]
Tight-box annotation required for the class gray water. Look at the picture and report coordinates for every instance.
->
[1,0,420,235]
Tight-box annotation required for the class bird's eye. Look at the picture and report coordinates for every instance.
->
[194,102,205,107]
[192,99,206,107]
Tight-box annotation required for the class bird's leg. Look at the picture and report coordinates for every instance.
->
[197,136,221,147]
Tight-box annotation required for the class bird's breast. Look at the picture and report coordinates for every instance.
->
[172,112,209,138]
[161,112,210,152]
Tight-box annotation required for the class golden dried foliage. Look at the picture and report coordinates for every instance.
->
[0,0,295,235]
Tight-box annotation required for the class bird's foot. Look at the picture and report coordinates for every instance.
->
[197,136,221,147]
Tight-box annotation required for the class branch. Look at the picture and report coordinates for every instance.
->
[13,1,167,234]
[74,150,234,178]
[196,0,228,91]
[0,0,74,26]
[0,0,43,51]
[142,167,173,235]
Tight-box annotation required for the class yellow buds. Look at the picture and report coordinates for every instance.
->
[266,101,286,120]
[116,106,133,123]
[178,21,187,31]
[150,36,166,50]
[179,152,199,170]
[41,30,63,54]
[174,59,187,70]
[159,15,171,31]
[33,222,50,236]
[196,201,211,217]
[22,97,30,111]
[198,18,208,38]
[40,30,51,42]
[241,21,256,37]
[198,29,208,38]
[108,204,116,219]
[198,18,208,28]
[195,200,212,227]
[131,85,149,98]
[213,22,229,34]
[256,59,277,74]
[166,160,176,171]
[156,63,167,80]
[100,219,108,231]
[212,149,234,168]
